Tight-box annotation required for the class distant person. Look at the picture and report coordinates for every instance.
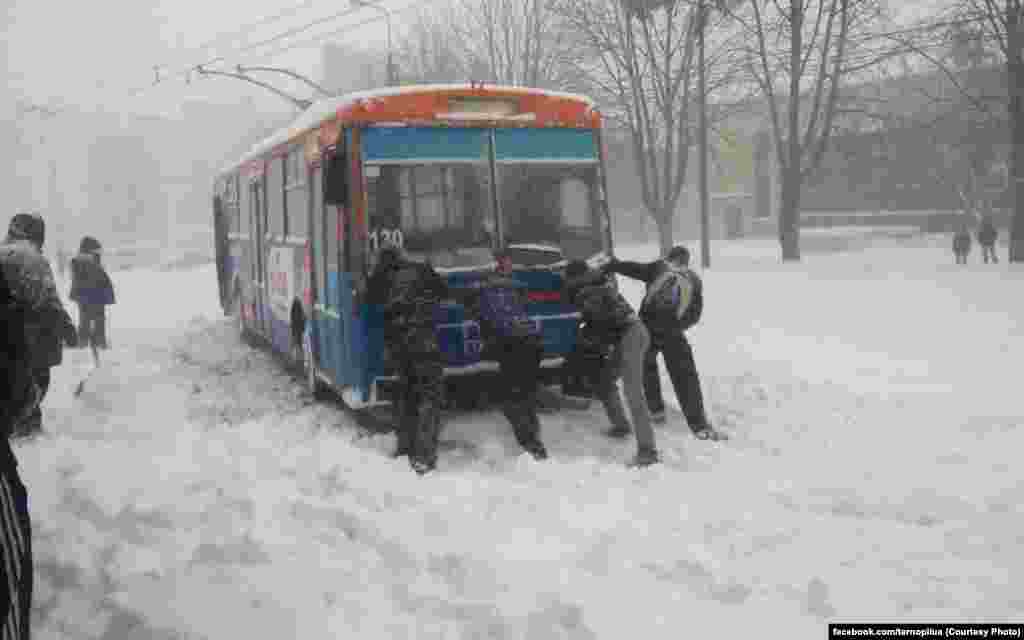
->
[605,246,726,441]
[564,259,660,467]
[953,223,972,265]
[366,243,449,474]
[70,236,116,350]
[0,213,77,438]
[977,215,998,264]
[468,249,548,460]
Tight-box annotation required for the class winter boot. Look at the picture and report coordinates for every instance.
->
[628,447,660,468]
[693,425,729,441]
[604,425,632,439]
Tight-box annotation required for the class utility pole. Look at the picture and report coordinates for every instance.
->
[352,0,396,85]
[698,0,711,268]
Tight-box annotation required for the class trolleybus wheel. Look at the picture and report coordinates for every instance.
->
[301,323,327,400]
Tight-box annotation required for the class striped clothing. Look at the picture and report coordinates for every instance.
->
[0,445,31,640]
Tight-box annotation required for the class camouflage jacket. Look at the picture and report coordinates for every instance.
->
[367,258,449,348]
[0,237,76,368]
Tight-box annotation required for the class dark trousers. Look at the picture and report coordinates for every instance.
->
[0,464,33,640]
[981,244,998,263]
[393,332,445,468]
[494,335,543,447]
[16,369,50,436]
[643,328,709,433]
[77,304,107,349]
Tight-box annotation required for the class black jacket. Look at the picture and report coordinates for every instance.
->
[70,252,116,306]
[0,237,76,369]
[563,269,639,347]
[977,219,997,246]
[606,258,703,332]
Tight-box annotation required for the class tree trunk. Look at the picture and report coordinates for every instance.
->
[779,0,803,263]
[779,168,802,261]
[654,207,674,256]
[1009,29,1024,261]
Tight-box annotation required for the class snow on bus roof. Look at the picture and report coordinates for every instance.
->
[220,84,595,176]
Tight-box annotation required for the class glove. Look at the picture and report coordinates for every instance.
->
[62,317,78,348]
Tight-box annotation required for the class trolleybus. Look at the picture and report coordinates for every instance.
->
[212,84,614,409]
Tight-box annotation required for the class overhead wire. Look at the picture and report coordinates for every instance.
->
[155,0,322,66]
[93,0,412,107]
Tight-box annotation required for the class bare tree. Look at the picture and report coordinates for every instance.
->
[554,0,707,254]
[443,0,574,87]
[730,0,881,261]
[894,0,1024,261]
[397,5,471,83]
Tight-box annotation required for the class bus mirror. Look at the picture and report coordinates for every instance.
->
[324,152,349,205]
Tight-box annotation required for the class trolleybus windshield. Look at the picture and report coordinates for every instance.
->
[497,163,603,266]
[365,162,496,271]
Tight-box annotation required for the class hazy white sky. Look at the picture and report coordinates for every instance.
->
[2,0,407,117]
[3,0,952,118]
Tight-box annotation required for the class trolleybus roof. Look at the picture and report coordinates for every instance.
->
[220,84,597,176]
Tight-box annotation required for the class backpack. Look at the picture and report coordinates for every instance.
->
[478,284,539,340]
[641,265,692,323]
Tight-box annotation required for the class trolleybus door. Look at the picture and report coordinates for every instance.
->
[250,179,269,337]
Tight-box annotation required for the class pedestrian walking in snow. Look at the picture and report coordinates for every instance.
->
[70,236,116,350]
[605,245,726,441]
[564,259,659,467]
[952,223,972,265]
[367,243,449,474]
[0,213,75,640]
[467,249,548,460]
[977,215,998,264]
[0,213,77,438]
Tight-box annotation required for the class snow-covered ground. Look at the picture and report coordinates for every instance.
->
[13,232,1024,639]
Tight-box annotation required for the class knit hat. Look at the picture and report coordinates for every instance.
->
[79,236,102,253]
[666,245,690,265]
[7,213,45,249]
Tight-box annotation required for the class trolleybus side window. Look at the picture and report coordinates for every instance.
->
[268,156,286,238]
[239,179,250,235]
[285,148,308,238]
[225,175,241,233]
[238,175,250,235]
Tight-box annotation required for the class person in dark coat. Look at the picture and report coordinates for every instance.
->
[977,215,998,264]
[70,236,116,349]
[0,213,77,438]
[564,259,659,467]
[466,249,548,460]
[952,223,972,265]
[0,212,75,640]
[366,243,449,474]
[605,245,726,441]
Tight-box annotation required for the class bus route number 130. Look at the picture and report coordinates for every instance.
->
[369,228,404,253]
